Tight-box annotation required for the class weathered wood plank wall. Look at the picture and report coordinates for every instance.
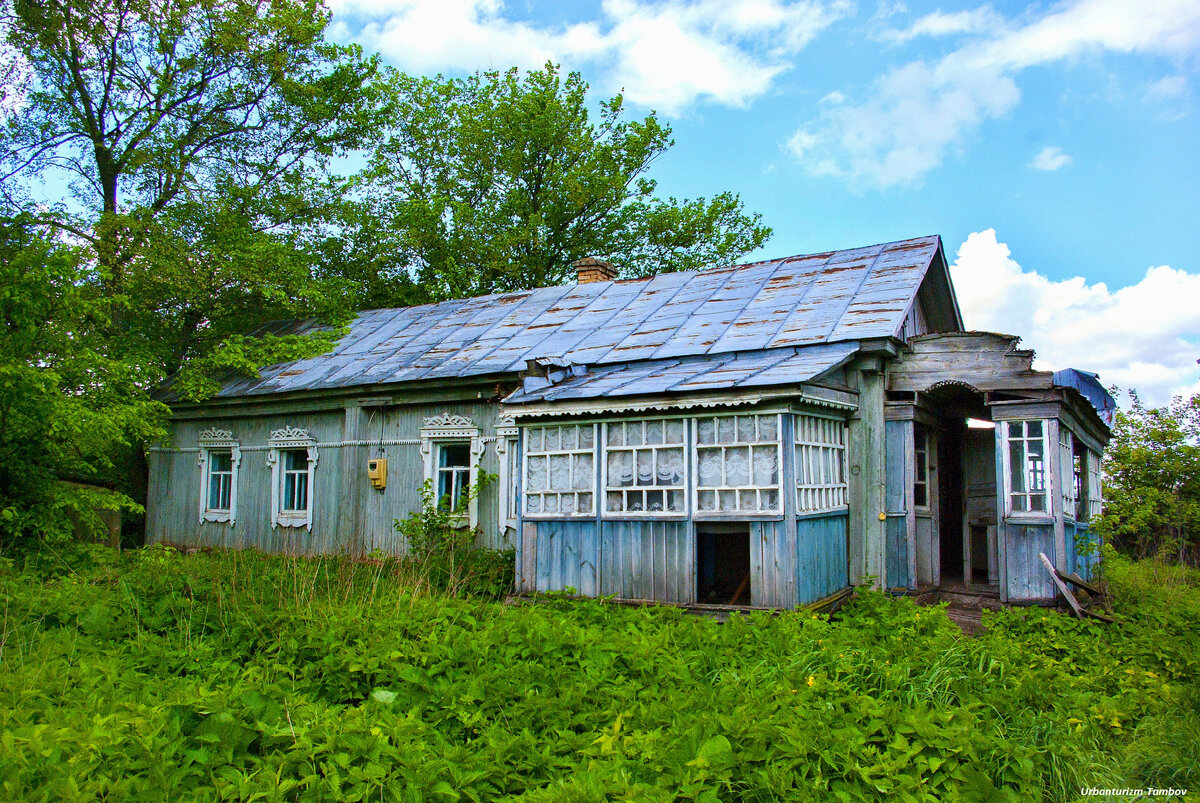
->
[1004,523,1056,601]
[147,400,508,556]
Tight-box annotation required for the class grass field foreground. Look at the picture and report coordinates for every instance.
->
[0,545,1197,801]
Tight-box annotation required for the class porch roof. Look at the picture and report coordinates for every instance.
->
[502,342,859,404]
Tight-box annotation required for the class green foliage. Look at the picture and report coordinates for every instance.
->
[1095,390,1200,562]
[1,547,1197,800]
[338,63,772,305]
[393,476,513,599]
[0,216,166,548]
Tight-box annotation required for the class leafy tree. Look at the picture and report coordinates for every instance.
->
[0,215,166,548]
[0,0,381,542]
[1095,390,1200,563]
[338,64,771,305]
[0,0,381,348]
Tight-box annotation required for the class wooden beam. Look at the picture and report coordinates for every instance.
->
[1039,552,1084,619]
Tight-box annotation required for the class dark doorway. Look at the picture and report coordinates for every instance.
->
[938,423,965,582]
[696,524,751,605]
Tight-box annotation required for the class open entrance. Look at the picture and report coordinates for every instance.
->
[696,524,751,605]
[922,383,998,591]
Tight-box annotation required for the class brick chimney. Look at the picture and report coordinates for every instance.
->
[573,256,618,283]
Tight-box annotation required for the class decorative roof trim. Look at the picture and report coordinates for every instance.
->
[504,386,857,419]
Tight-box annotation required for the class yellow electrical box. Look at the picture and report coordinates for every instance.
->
[367,458,387,491]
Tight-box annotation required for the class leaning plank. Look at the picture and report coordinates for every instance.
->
[801,586,854,615]
[1061,571,1102,597]
[1039,552,1084,619]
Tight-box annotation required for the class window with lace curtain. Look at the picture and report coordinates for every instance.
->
[523,424,595,517]
[794,414,847,513]
[694,414,781,513]
[604,419,686,515]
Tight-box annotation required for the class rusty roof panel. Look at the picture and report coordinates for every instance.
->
[213,235,942,398]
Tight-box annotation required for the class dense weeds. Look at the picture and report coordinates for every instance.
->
[0,544,1196,801]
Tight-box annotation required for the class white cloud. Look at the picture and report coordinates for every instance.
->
[1031,145,1072,171]
[329,0,850,115]
[1148,74,1188,98]
[792,0,1200,187]
[873,7,1003,44]
[950,229,1200,406]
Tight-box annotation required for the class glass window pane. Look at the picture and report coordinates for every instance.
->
[210,451,232,472]
[1009,441,1026,492]
[284,449,307,471]
[573,454,593,490]
[439,443,470,468]
[1027,420,1043,438]
[579,426,594,449]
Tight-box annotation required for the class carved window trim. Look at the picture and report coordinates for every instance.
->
[420,414,484,529]
[198,429,240,525]
[267,426,318,530]
[495,417,520,533]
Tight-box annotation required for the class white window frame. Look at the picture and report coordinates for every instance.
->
[267,426,318,530]
[601,418,688,518]
[198,428,240,525]
[420,414,484,529]
[1002,419,1051,519]
[495,417,520,533]
[913,421,931,511]
[522,423,597,519]
[692,413,783,516]
[1086,449,1103,521]
[794,414,848,514]
[1060,427,1077,521]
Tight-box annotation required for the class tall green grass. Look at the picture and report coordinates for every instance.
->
[0,543,1196,801]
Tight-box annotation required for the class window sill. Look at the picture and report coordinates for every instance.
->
[796,507,849,520]
[1004,514,1053,526]
[201,510,232,524]
[693,512,785,521]
[276,513,311,528]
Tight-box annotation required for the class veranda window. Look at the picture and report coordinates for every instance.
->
[794,414,847,513]
[1059,428,1077,520]
[1086,449,1103,520]
[604,419,686,515]
[695,414,781,513]
[524,424,595,516]
[1006,420,1048,514]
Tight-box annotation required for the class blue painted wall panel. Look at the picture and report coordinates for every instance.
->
[796,513,849,605]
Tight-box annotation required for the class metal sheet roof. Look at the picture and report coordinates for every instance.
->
[216,235,942,398]
[503,342,859,404]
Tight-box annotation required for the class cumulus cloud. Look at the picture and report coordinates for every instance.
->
[1030,146,1072,171]
[949,229,1200,406]
[328,0,850,115]
[792,0,1200,187]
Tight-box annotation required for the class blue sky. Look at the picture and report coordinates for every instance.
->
[326,0,1200,403]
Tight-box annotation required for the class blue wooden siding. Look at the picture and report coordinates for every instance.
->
[796,513,848,605]
[600,520,692,603]
[1005,523,1056,601]
[884,420,910,590]
[531,520,601,597]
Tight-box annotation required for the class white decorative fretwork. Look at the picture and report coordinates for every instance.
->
[267,426,318,530]
[198,428,240,525]
[495,416,520,532]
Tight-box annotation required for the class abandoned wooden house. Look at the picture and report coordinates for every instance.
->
[147,235,1114,607]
